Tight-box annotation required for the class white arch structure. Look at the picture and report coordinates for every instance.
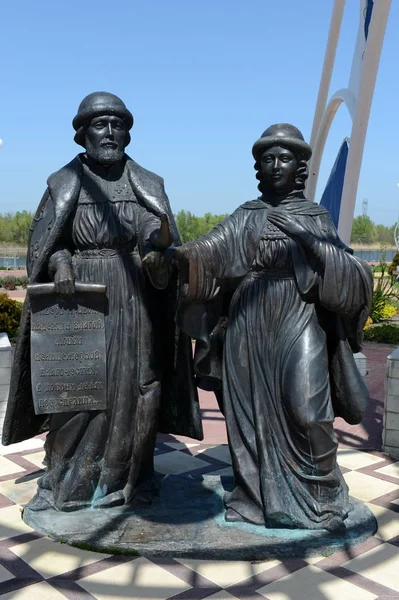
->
[307,0,391,244]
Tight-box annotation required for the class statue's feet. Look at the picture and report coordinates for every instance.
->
[225,507,247,523]
[26,493,53,512]
[129,490,154,507]
[324,516,346,535]
[92,491,125,509]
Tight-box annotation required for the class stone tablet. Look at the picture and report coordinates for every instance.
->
[28,282,107,415]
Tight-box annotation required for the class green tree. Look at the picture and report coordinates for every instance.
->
[11,211,33,245]
[175,210,201,242]
[375,223,395,244]
[0,211,33,246]
[350,215,377,244]
[175,210,228,242]
[197,212,229,236]
[0,213,14,244]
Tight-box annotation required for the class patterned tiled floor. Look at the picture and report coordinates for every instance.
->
[0,343,398,599]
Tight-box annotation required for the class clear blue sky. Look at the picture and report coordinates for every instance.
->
[1,0,398,225]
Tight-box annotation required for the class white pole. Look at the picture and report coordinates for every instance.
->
[348,1,370,101]
[307,89,356,202]
[338,0,392,244]
[309,0,346,151]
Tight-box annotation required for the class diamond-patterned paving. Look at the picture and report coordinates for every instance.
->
[0,343,398,599]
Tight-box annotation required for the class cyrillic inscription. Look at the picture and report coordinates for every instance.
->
[29,282,107,415]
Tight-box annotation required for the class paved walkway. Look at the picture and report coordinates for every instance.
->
[0,343,398,599]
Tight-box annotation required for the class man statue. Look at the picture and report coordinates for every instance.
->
[2,92,203,511]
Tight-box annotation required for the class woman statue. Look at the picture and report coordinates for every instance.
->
[171,123,373,532]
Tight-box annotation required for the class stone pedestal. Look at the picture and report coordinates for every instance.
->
[383,348,399,459]
[0,333,11,439]
[23,474,377,560]
[354,352,367,376]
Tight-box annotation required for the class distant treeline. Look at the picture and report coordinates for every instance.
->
[0,211,34,246]
[0,210,395,247]
[0,210,230,247]
[176,212,396,245]
[350,215,395,245]
[175,211,229,243]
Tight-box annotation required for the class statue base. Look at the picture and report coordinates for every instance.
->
[23,475,377,560]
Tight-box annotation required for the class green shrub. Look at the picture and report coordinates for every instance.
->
[370,288,385,322]
[370,256,399,322]
[388,251,399,276]
[0,293,22,339]
[0,276,28,289]
[364,323,399,344]
[17,276,28,289]
[1,276,17,291]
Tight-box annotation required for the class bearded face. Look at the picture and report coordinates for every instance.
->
[85,115,126,165]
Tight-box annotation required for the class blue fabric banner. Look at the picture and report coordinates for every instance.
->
[364,0,374,40]
[319,139,349,228]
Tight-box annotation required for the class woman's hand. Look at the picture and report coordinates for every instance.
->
[164,246,191,299]
[142,250,169,289]
[268,211,316,248]
[54,262,75,297]
[143,245,189,275]
[164,245,189,267]
[142,216,176,289]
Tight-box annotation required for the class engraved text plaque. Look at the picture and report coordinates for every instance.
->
[29,282,107,415]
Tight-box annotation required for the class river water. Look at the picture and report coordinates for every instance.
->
[0,249,397,270]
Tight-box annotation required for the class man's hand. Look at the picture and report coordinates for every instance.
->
[142,250,166,272]
[163,246,191,298]
[150,214,173,250]
[54,263,75,297]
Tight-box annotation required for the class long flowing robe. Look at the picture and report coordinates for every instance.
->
[2,154,202,511]
[178,195,372,529]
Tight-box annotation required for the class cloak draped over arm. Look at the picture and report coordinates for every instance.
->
[306,211,372,316]
[291,234,373,317]
[287,211,373,351]
[175,207,267,395]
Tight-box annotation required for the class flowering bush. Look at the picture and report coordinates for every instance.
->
[381,303,397,320]
[370,255,399,322]
[363,316,373,330]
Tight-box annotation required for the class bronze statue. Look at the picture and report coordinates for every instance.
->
[170,124,373,533]
[2,92,202,511]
